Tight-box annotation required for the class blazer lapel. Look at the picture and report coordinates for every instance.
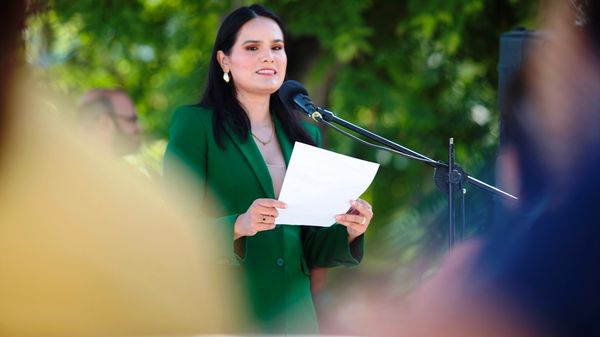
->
[274,115,293,166]
[224,126,275,198]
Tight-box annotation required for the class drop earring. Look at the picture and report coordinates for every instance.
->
[223,71,230,83]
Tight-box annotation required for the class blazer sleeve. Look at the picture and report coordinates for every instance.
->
[163,106,208,189]
[163,106,241,266]
[301,123,365,268]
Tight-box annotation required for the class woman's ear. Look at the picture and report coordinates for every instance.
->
[217,50,229,72]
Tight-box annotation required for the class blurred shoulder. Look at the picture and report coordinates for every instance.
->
[171,104,214,125]
[168,105,214,138]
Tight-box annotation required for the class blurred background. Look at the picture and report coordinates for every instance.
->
[23,0,541,322]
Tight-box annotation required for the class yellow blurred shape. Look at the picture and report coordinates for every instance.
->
[0,75,244,337]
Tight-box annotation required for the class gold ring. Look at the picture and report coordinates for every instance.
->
[361,217,366,225]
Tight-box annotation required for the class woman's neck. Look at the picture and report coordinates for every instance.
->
[237,92,271,127]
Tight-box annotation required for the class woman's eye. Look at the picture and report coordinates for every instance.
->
[272,45,284,51]
[245,46,258,51]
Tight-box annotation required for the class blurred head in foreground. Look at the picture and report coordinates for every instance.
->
[0,3,243,337]
[407,1,600,336]
[496,0,600,209]
[321,1,600,337]
[470,1,600,336]
[78,89,141,156]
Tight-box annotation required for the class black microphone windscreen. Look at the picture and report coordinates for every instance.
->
[278,80,308,112]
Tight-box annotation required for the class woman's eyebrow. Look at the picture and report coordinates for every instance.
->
[241,38,284,45]
[241,39,261,45]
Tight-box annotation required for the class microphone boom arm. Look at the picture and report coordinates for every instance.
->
[312,107,517,201]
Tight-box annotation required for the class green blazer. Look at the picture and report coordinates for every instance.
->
[163,105,363,334]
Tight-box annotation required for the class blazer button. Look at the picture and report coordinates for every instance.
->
[276,258,285,267]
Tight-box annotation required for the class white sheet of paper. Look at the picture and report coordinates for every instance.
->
[275,142,379,227]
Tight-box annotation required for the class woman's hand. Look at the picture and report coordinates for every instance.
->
[234,199,287,240]
[336,199,373,243]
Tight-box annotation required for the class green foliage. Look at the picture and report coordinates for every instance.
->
[27,0,234,138]
[269,0,373,62]
[25,0,539,293]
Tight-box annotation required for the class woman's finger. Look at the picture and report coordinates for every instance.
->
[254,213,275,223]
[351,199,373,216]
[255,198,287,209]
[253,205,279,217]
[336,214,368,226]
[255,214,276,229]
[336,217,367,237]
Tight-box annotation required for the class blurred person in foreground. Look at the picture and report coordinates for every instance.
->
[77,89,141,157]
[465,1,600,335]
[322,1,600,337]
[163,3,373,334]
[0,2,242,337]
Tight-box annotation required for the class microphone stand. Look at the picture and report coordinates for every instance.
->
[310,107,517,249]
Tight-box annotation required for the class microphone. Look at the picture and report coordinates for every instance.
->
[278,80,324,121]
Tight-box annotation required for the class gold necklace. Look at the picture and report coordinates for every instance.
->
[251,123,274,146]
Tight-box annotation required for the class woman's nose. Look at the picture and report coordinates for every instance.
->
[261,50,275,63]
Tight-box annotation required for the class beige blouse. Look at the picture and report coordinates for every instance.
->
[253,134,287,198]
[266,163,286,198]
